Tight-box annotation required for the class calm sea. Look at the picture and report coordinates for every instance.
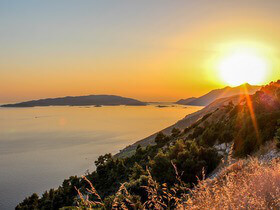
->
[0,104,202,209]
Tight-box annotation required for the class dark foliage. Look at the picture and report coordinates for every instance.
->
[16,134,220,209]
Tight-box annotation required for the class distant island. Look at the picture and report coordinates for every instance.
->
[1,95,147,107]
[176,83,260,106]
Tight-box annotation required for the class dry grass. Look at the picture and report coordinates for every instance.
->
[111,183,136,210]
[75,176,104,209]
[75,176,137,209]
[76,158,280,209]
[184,158,280,210]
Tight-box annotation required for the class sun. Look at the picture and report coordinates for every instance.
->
[218,49,269,86]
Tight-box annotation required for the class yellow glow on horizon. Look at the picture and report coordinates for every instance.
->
[218,49,269,86]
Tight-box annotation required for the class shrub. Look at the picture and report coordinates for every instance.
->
[171,128,181,138]
[155,132,170,147]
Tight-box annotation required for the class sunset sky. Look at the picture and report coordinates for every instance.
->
[1,0,280,103]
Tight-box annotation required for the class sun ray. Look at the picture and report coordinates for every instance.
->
[242,85,261,143]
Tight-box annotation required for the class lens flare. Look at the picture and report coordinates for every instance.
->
[218,50,268,86]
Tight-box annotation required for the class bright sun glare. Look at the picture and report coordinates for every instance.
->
[218,50,269,86]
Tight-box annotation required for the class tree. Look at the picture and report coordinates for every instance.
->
[94,153,112,167]
[130,163,145,180]
[150,150,175,184]
[155,132,170,147]
[16,193,39,210]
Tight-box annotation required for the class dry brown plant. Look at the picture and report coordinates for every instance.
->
[184,158,280,210]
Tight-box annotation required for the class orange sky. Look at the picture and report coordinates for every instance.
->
[1,1,280,103]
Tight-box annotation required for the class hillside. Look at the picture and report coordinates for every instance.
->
[176,83,260,106]
[175,97,197,105]
[16,80,280,209]
[1,95,147,107]
[117,94,248,158]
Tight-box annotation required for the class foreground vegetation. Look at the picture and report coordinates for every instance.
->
[75,157,280,209]
[16,81,280,209]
